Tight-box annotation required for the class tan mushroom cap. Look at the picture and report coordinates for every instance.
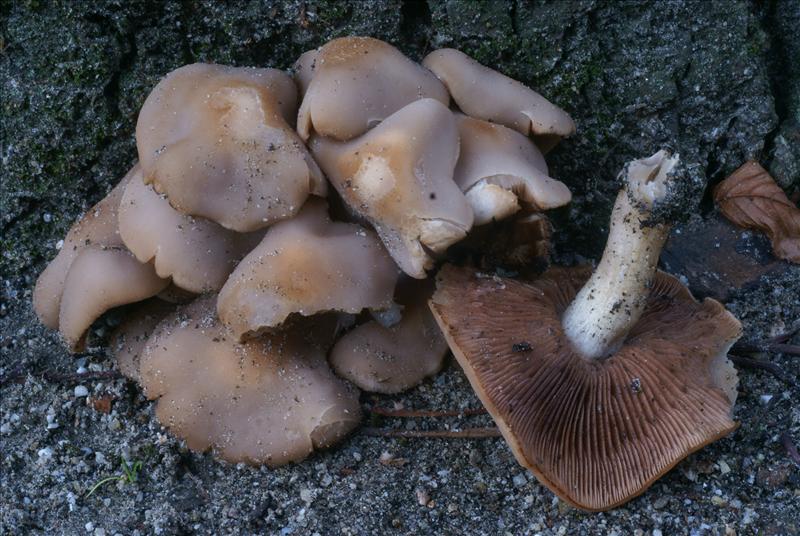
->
[296,36,449,141]
[139,296,362,466]
[430,265,741,511]
[292,48,318,97]
[217,198,399,341]
[33,170,133,329]
[112,299,174,381]
[118,165,264,293]
[329,278,448,394]
[423,49,575,150]
[311,98,474,278]
[136,63,326,232]
[58,247,169,352]
[455,115,572,225]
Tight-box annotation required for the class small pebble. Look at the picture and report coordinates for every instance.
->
[512,473,528,487]
[415,487,430,506]
[74,385,89,397]
[653,496,669,510]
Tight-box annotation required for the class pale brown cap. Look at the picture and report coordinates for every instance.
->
[422,49,575,150]
[310,98,474,278]
[58,247,169,352]
[454,115,571,225]
[136,63,326,232]
[296,36,449,141]
[292,48,319,97]
[217,198,398,340]
[118,165,264,293]
[139,296,361,466]
[33,169,133,329]
[329,278,448,394]
[112,299,174,381]
[430,265,741,511]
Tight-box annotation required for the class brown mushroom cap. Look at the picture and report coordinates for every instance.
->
[422,49,575,150]
[33,170,132,329]
[118,165,264,293]
[296,36,449,141]
[136,63,326,232]
[329,278,448,394]
[217,198,398,340]
[430,265,740,511]
[454,115,571,225]
[311,98,474,278]
[112,299,174,381]
[139,296,361,466]
[58,247,169,352]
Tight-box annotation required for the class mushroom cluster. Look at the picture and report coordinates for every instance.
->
[33,37,574,466]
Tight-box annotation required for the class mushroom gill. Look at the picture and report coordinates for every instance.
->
[118,165,264,293]
[139,296,362,466]
[217,198,398,341]
[136,63,326,232]
[296,36,449,141]
[311,98,474,278]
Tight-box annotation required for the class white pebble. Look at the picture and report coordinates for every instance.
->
[512,473,528,487]
[37,447,54,463]
[74,385,89,397]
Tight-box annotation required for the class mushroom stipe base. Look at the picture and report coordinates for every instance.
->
[430,265,741,511]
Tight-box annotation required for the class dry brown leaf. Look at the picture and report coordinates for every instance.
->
[714,161,800,264]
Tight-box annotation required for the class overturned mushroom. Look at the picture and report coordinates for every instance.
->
[430,150,741,511]
[423,48,575,151]
[139,296,361,465]
[296,36,449,141]
[330,278,448,394]
[311,98,474,278]
[217,198,398,340]
[136,63,326,232]
[454,115,571,225]
[118,165,264,293]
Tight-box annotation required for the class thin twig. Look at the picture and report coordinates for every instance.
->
[728,355,797,387]
[769,344,800,356]
[730,327,800,356]
[368,407,487,418]
[0,369,123,388]
[782,432,800,466]
[361,427,501,439]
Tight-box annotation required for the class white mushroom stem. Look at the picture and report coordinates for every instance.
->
[562,150,680,360]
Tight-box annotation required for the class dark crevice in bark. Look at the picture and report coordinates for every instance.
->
[399,0,433,57]
[756,0,794,165]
